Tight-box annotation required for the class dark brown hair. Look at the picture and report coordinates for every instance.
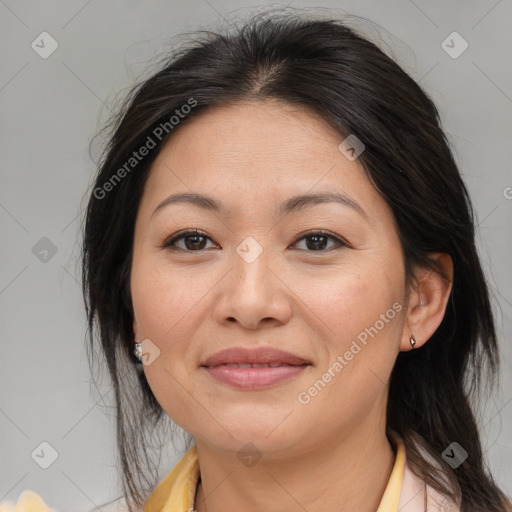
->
[81,10,511,512]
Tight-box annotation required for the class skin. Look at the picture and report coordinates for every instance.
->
[130,99,453,512]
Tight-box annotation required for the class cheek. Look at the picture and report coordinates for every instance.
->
[293,256,403,398]
[131,260,206,427]
[130,257,217,392]
[296,261,399,344]
[131,257,212,341]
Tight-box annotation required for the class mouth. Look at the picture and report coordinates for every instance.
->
[201,346,310,367]
[200,346,311,390]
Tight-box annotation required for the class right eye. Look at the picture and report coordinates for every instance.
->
[160,229,219,252]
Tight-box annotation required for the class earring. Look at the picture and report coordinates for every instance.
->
[134,340,143,362]
[410,334,416,349]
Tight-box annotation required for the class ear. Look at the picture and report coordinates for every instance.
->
[133,318,138,339]
[400,253,453,352]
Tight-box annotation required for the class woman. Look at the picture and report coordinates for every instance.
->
[3,10,510,512]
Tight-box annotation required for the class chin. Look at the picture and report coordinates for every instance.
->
[194,424,303,458]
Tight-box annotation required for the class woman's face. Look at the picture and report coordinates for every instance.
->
[130,99,408,456]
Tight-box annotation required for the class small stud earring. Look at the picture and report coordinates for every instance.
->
[134,340,143,362]
[410,334,416,349]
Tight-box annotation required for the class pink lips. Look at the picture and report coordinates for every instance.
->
[201,346,311,390]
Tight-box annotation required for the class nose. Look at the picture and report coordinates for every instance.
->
[213,244,292,330]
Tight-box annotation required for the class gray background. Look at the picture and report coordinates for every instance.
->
[1,0,511,510]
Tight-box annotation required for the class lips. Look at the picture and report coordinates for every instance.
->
[201,346,310,368]
[200,346,311,390]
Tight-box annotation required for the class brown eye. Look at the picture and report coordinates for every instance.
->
[161,229,217,251]
[290,230,347,252]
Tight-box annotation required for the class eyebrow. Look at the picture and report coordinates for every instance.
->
[151,191,368,220]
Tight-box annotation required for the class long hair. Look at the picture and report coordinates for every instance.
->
[81,10,510,511]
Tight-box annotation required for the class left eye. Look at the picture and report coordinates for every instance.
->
[161,229,346,252]
[291,231,345,252]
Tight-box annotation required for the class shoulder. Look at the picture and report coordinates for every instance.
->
[0,490,57,512]
[0,491,137,512]
[399,462,461,512]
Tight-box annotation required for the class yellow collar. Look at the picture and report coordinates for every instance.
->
[145,435,406,512]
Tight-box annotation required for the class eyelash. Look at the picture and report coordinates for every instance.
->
[160,229,348,253]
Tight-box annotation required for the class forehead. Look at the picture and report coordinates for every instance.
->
[154,99,344,174]
[139,100,389,223]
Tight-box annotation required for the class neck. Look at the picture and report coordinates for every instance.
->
[193,422,395,512]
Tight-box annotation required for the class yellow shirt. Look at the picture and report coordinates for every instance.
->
[0,434,461,512]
